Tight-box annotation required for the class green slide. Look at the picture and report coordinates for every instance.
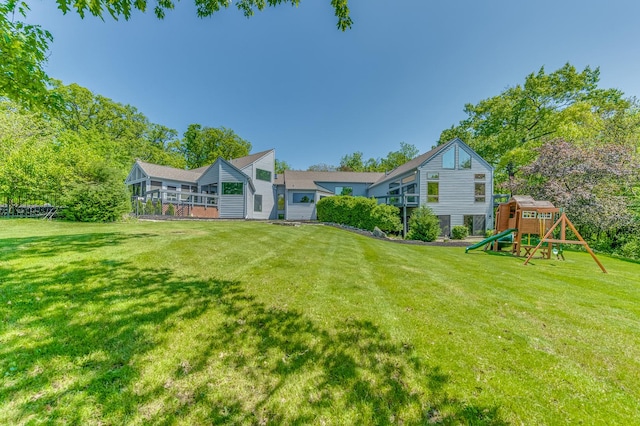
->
[465,228,517,253]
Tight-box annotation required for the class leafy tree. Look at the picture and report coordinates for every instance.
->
[406,206,440,242]
[339,142,419,172]
[275,159,291,174]
[307,163,337,172]
[439,63,630,182]
[180,124,251,169]
[508,139,638,242]
[0,1,59,109]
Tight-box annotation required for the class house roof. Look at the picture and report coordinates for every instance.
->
[511,195,556,209]
[135,160,203,183]
[229,149,273,170]
[281,170,385,190]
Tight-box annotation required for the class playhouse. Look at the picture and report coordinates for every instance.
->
[493,195,560,257]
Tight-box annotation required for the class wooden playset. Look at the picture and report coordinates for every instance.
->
[466,195,606,273]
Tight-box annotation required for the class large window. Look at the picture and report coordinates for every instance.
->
[474,183,485,203]
[222,182,243,195]
[442,148,455,169]
[254,194,262,212]
[256,168,271,182]
[277,194,285,210]
[427,182,439,203]
[335,186,353,196]
[293,193,314,203]
[459,149,471,169]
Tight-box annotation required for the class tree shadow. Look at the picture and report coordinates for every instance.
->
[0,232,157,261]
[1,253,507,424]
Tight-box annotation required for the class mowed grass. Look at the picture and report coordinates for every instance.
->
[1,219,639,425]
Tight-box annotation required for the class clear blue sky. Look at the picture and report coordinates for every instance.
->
[26,0,640,170]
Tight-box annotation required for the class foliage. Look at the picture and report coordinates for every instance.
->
[275,159,291,174]
[406,205,440,242]
[165,203,175,216]
[451,225,468,240]
[439,63,630,182]
[508,139,638,240]
[316,196,401,232]
[144,199,154,214]
[180,124,251,169]
[307,163,337,172]
[339,142,419,172]
[0,1,60,110]
[59,166,131,222]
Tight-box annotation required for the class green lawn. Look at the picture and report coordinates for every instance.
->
[1,219,639,425]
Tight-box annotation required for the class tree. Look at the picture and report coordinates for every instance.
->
[0,1,58,110]
[508,139,638,241]
[307,163,337,172]
[275,159,291,174]
[439,63,630,182]
[339,142,419,172]
[180,124,251,169]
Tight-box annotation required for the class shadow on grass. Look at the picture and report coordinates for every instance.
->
[0,236,507,424]
[0,232,157,261]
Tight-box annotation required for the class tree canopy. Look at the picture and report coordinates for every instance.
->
[339,142,419,172]
[180,124,251,169]
[439,63,631,182]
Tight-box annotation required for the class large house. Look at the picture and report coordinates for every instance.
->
[125,138,494,235]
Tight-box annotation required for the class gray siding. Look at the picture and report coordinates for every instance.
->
[418,141,493,229]
[219,162,247,218]
[198,163,219,188]
[287,191,317,220]
[246,151,276,219]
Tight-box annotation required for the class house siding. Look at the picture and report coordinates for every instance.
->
[418,141,493,232]
[219,163,247,218]
[245,151,276,219]
[287,191,317,220]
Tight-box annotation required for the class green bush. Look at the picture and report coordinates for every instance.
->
[145,199,154,215]
[60,181,130,222]
[166,203,175,216]
[406,206,440,242]
[451,225,469,240]
[154,201,163,215]
[316,196,401,233]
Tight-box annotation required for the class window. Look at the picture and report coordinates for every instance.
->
[293,193,314,203]
[254,194,262,212]
[474,173,485,180]
[335,186,353,196]
[442,148,455,169]
[256,168,271,182]
[474,183,486,203]
[539,212,553,219]
[427,172,439,179]
[150,180,162,190]
[427,182,439,203]
[459,149,471,169]
[522,211,537,219]
[222,182,243,195]
[277,194,285,210]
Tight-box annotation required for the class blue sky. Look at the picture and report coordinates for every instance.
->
[26,0,640,170]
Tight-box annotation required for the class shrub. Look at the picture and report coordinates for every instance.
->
[316,196,401,233]
[145,199,154,215]
[60,181,130,222]
[451,225,469,240]
[406,206,440,242]
[166,203,175,216]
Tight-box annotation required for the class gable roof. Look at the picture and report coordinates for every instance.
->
[369,138,492,188]
[135,160,203,183]
[230,149,274,170]
[281,170,384,191]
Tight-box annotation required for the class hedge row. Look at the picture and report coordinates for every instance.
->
[316,196,402,233]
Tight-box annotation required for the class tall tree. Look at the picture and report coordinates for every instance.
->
[339,142,419,172]
[439,63,630,182]
[275,159,291,174]
[180,124,251,169]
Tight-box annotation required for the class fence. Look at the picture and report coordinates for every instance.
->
[1,189,61,219]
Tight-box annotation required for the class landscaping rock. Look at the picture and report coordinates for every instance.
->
[373,227,387,238]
